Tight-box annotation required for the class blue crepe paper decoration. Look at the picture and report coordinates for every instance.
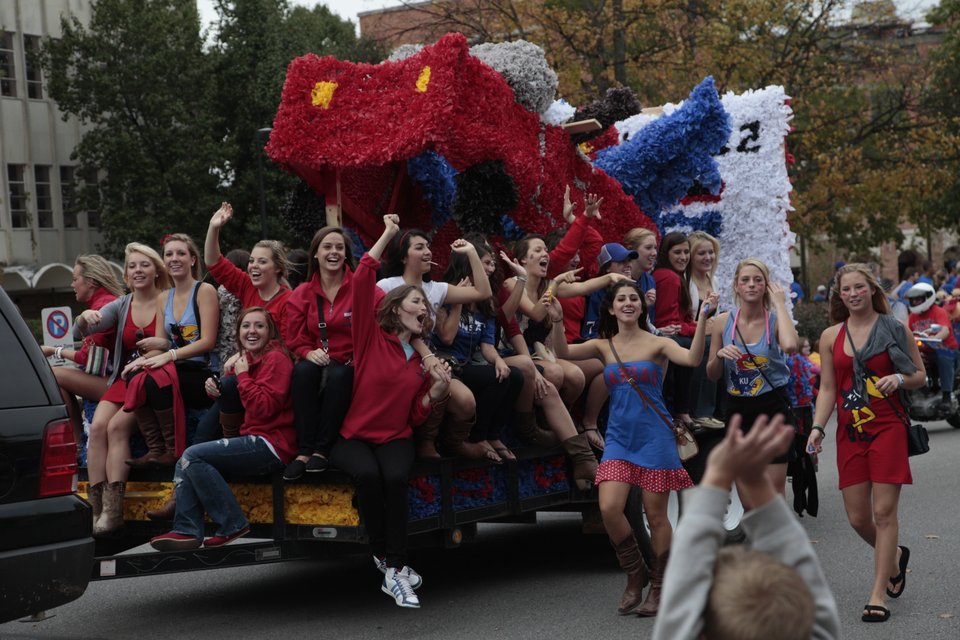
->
[594,77,731,220]
[500,214,526,240]
[407,150,458,227]
[658,209,723,238]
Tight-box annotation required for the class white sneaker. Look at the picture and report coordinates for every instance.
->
[373,555,422,589]
[382,567,420,608]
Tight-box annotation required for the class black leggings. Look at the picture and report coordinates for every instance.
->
[144,363,213,412]
[458,364,524,442]
[291,360,354,457]
[330,438,414,569]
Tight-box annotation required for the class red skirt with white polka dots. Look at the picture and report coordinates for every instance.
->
[595,459,693,493]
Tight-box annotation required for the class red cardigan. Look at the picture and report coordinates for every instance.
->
[285,268,384,363]
[548,215,603,279]
[236,345,296,463]
[74,287,118,367]
[209,256,292,342]
[653,268,696,337]
[339,254,433,444]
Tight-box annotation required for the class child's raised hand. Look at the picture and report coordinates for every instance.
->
[703,414,793,489]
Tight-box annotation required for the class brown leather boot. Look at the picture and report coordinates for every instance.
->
[612,532,649,615]
[87,481,105,529]
[147,495,176,521]
[94,481,126,538]
[415,397,447,459]
[146,408,178,467]
[636,549,668,617]
[514,411,559,447]
[441,414,491,459]
[126,406,165,467]
[562,432,598,491]
[220,411,244,438]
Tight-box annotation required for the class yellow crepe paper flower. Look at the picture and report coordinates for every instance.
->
[416,66,431,93]
[311,81,338,109]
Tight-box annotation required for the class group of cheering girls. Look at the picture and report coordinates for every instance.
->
[45,192,919,620]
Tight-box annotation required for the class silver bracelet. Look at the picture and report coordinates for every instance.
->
[55,346,64,359]
[895,373,904,387]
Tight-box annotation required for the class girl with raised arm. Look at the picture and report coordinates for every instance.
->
[706,258,800,499]
[75,243,171,536]
[556,280,718,617]
[377,228,490,458]
[339,215,452,609]
[806,264,924,623]
[201,202,292,441]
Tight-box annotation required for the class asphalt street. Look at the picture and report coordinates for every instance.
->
[3,418,959,640]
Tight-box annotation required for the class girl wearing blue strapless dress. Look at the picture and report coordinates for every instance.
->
[555,280,717,618]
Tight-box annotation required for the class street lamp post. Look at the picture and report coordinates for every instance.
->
[256,127,273,239]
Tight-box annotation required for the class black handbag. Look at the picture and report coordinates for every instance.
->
[844,323,929,457]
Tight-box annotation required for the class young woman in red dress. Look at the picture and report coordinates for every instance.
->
[807,264,925,623]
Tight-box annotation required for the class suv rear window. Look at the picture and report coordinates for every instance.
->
[0,311,48,408]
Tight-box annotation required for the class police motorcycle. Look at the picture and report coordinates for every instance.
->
[904,283,960,428]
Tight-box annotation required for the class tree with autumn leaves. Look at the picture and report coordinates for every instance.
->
[393,0,960,255]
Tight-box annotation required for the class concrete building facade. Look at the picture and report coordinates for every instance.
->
[0,0,110,299]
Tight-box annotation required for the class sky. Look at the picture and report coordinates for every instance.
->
[196,0,944,37]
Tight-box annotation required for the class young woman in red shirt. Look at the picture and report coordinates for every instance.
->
[201,202,292,441]
[150,307,296,552]
[335,214,452,609]
[807,264,924,623]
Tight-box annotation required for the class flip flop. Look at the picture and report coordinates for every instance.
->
[886,545,910,598]
[861,604,890,623]
[493,446,516,461]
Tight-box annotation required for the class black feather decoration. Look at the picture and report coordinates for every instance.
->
[452,161,518,235]
[571,87,643,144]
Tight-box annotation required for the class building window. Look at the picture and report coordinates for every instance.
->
[0,32,16,97]
[35,165,53,227]
[60,165,78,228]
[8,165,27,227]
[81,168,100,227]
[23,35,42,100]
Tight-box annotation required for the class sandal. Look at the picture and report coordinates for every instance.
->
[582,427,605,451]
[886,545,910,598]
[861,604,890,623]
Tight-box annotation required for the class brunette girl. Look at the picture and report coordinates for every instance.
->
[75,243,171,536]
[150,307,296,551]
[706,258,800,499]
[435,238,524,462]
[685,231,724,428]
[202,202,292,440]
[377,228,490,458]
[282,227,361,479]
[556,281,718,616]
[42,255,124,441]
[806,264,924,623]
[340,215,452,609]
[124,234,219,467]
[653,232,697,426]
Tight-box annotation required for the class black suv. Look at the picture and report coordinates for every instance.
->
[0,288,93,622]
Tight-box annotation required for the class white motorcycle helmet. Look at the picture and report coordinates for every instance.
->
[906,282,936,314]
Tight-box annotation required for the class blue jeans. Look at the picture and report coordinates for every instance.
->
[936,348,958,393]
[172,435,282,538]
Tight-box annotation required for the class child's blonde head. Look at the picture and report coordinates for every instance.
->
[703,546,814,640]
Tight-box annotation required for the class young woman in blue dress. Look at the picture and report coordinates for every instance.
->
[555,280,718,618]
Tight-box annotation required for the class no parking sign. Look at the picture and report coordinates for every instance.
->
[42,306,74,356]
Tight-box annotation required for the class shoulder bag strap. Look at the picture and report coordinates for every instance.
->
[843,322,910,428]
[607,338,675,431]
[315,295,329,353]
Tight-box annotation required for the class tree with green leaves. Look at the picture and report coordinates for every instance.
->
[42,0,384,255]
[42,0,223,255]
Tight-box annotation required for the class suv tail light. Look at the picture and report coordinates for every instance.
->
[39,418,78,497]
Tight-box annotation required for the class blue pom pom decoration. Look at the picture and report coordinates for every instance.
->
[407,150,458,227]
